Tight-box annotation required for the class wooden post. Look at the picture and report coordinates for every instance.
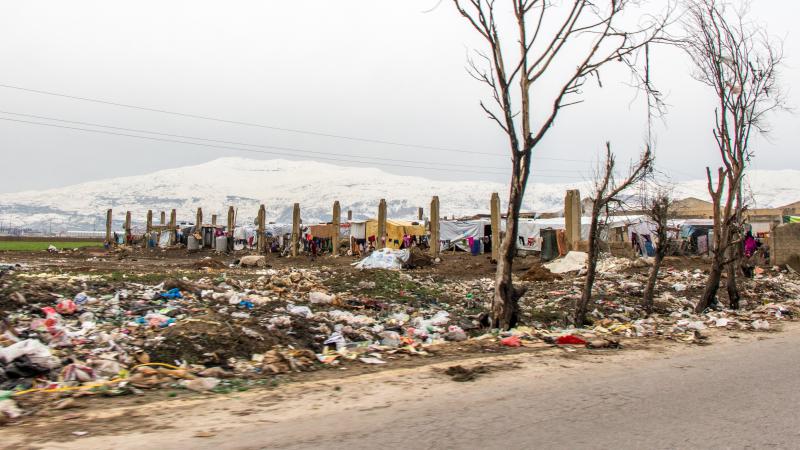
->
[430,196,440,258]
[565,189,582,251]
[291,203,301,257]
[211,214,217,226]
[160,211,166,225]
[377,199,387,249]
[196,208,203,229]
[105,209,112,245]
[169,209,177,244]
[347,210,353,221]
[332,201,341,257]
[124,211,132,243]
[257,205,266,253]
[146,210,153,233]
[491,192,501,262]
[418,207,424,221]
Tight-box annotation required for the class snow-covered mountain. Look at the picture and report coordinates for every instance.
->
[0,157,797,233]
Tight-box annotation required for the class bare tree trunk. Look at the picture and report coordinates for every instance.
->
[643,251,664,314]
[699,263,723,310]
[574,211,600,326]
[491,153,530,329]
[726,252,740,309]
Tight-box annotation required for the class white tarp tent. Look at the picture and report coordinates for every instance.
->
[439,220,488,251]
[349,221,367,240]
[516,218,591,252]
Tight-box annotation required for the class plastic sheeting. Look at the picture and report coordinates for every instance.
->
[544,251,588,274]
[516,219,590,252]
[365,220,426,249]
[349,221,367,240]
[352,248,410,270]
[439,220,488,251]
[265,224,292,237]
[158,231,171,248]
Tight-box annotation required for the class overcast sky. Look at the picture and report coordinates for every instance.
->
[0,0,796,194]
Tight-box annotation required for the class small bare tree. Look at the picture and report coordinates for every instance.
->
[451,0,671,329]
[683,0,784,312]
[574,143,653,326]
[641,188,673,314]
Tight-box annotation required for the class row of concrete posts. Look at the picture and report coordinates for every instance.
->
[103,189,583,257]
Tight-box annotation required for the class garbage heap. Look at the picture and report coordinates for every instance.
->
[1,256,800,422]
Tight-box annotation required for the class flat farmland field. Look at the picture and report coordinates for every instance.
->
[0,240,104,251]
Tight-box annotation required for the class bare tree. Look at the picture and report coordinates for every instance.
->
[451,0,671,329]
[575,143,652,326]
[683,0,784,312]
[641,187,673,314]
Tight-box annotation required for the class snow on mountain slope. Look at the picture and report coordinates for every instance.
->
[0,158,578,232]
[0,157,797,233]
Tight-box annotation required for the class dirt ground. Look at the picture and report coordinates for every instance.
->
[0,246,549,280]
[2,322,793,449]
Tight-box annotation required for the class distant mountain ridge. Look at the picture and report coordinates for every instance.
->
[0,158,797,232]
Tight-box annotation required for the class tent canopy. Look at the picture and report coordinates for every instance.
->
[365,219,426,249]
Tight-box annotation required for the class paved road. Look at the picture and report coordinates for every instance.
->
[17,328,800,450]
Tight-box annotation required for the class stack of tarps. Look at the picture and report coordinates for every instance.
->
[365,220,426,249]
[439,220,489,253]
[353,248,410,270]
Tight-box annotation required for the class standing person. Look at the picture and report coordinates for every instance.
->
[309,237,318,261]
[742,231,758,278]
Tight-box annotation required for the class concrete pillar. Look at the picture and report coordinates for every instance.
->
[418,207,424,221]
[196,208,203,229]
[105,209,112,244]
[291,203,301,257]
[257,205,266,253]
[377,199,387,249]
[146,210,153,234]
[565,189,581,251]
[124,211,132,242]
[491,192,501,262]
[160,211,166,225]
[227,206,235,236]
[332,201,341,257]
[169,209,177,244]
[211,214,217,226]
[347,210,353,221]
[430,196,440,258]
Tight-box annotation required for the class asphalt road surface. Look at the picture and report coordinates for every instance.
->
[12,326,800,450]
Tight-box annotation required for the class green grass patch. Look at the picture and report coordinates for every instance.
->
[324,270,444,303]
[0,241,104,251]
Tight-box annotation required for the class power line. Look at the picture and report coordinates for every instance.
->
[0,110,515,171]
[0,109,589,175]
[0,116,588,179]
[0,82,592,163]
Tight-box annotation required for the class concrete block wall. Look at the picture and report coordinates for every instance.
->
[771,223,800,269]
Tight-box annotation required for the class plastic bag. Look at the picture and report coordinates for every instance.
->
[556,335,587,345]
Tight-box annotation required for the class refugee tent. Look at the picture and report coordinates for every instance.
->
[265,224,292,237]
[349,220,367,240]
[439,219,489,252]
[516,218,591,252]
[365,219,426,249]
[679,219,714,255]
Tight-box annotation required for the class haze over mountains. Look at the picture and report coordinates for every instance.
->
[0,158,797,233]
